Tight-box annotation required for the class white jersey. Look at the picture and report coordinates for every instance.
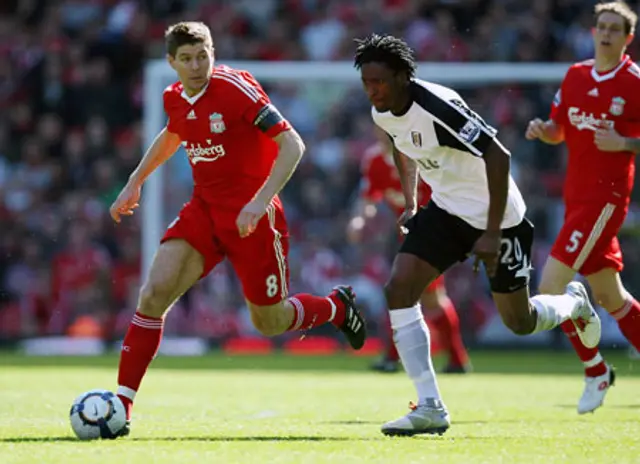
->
[371,79,526,230]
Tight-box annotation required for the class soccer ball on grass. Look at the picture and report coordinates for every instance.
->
[69,389,127,440]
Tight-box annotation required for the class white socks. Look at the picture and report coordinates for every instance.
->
[389,305,441,402]
[530,293,580,333]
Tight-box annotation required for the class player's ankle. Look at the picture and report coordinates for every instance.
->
[585,362,607,378]
[117,394,133,420]
[328,292,346,326]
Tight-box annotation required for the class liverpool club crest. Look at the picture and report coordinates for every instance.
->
[609,97,625,116]
[209,112,226,133]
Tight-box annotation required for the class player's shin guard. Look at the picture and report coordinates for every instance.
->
[612,299,640,350]
[117,311,164,419]
[390,305,441,402]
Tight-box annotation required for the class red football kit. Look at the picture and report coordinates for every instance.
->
[549,55,640,274]
[359,142,443,291]
[161,65,291,304]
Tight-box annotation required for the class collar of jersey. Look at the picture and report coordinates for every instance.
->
[590,55,630,83]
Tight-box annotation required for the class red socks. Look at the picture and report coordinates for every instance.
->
[562,297,640,378]
[287,292,346,332]
[430,300,468,368]
[611,299,640,351]
[116,312,163,420]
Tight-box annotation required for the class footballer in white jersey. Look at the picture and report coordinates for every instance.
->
[354,33,601,437]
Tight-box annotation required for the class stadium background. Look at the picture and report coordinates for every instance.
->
[2,0,640,356]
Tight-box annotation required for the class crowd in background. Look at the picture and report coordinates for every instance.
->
[3,0,640,344]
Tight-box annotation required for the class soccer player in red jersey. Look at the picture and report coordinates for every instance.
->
[107,22,366,436]
[526,1,640,414]
[348,130,470,373]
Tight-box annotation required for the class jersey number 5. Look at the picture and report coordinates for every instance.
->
[566,230,583,253]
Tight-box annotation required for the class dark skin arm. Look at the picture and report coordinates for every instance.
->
[391,144,419,232]
[472,139,510,276]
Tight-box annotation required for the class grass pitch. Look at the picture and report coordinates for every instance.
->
[1,350,639,464]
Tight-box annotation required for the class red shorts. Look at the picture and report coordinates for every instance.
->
[550,200,627,275]
[162,195,290,305]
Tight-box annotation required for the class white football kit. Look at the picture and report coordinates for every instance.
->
[372,79,526,230]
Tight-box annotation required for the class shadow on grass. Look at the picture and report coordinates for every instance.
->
[555,403,640,410]
[0,435,381,443]
[1,351,638,376]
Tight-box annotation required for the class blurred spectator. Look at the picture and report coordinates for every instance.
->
[3,0,640,342]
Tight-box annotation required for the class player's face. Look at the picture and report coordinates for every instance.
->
[360,62,406,113]
[593,12,632,58]
[168,42,213,94]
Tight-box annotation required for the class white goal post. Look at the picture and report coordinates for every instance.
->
[142,60,571,277]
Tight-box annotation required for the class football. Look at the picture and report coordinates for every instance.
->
[69,389,127,440]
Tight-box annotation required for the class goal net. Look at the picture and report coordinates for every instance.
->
[142,60,628,348]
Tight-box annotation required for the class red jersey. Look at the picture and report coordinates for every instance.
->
[360,142,432,216]
[163,65,291,212]
[550,55,640,204]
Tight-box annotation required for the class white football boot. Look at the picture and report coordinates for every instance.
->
[381,398,450,436]
[566,282,601,349]
[577,364,616,414]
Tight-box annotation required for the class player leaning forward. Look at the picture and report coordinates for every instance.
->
[107,22,367,436]
[354,34,601,436]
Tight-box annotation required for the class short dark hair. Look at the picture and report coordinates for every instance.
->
[165,21,213,57]
[594,1,637,35]
[353,34,417,79]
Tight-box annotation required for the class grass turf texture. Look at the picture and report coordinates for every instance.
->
[1,350,639,463]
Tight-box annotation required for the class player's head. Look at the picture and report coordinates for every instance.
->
[354,34,417,113]
[165,21,214,93]
[592,1,636,57]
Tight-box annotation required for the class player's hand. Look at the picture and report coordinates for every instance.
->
[236,199,268,238]
[109,182,141,223]
[397,205,417,235]
[595,127,626,152]
[525,118,547,140]
[471,230,502,277]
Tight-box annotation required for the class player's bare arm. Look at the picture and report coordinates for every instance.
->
[595,127,640,153]
[472,139,510,276]
[109,128,181,223]
[236,128,305,238]
[391,144,418,228]
[525,118,565,145]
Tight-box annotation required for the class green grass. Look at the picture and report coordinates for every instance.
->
[1,351,639,464]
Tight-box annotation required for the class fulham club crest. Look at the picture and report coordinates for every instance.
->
[609,97,625,116]
[209,112,226,133]
[411,131,422,147]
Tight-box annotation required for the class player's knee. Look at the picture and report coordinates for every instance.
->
[501,312,535,336]
[384,277,421,309]
[249,304,288,337]
[590,289,624,312]
[138,281,176,318]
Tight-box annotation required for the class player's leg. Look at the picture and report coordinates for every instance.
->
[380,203,469,436]
[585,257,640,353]
[225,201,366,348]
[116,198,222,428]
[541,209,613,389]
[420,278,470,373]
[488,219,600,343]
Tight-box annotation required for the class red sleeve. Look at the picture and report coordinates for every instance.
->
[214,68,292,138]
[549,69,570,127]
[162,88,179,134]
[360,157,384,202]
